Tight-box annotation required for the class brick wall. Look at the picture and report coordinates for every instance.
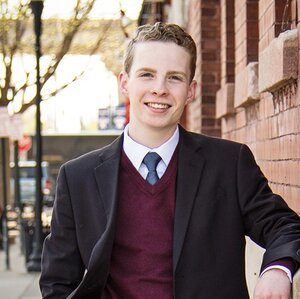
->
[235,0,259,74]
[184,0,202,132]
[259,0,289,52]
[184,0,221,136]
[184,0,300,211]
[220,0,235,86]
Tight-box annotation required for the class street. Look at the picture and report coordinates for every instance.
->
[0,236,40,299]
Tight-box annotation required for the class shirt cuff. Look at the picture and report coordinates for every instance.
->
[260,265,292,283]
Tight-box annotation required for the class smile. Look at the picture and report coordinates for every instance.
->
[146,102,171,109]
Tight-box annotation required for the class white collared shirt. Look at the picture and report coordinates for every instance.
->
[123,124,179,179]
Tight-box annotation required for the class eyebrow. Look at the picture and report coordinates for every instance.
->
[135,67,156,74]
[136,68,188,78]
[167,71,188,78]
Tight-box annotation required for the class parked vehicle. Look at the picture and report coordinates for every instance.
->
[10,161,55,207]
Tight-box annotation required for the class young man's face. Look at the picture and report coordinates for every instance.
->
[119,41,197,139]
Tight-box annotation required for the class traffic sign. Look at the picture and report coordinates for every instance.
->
[18,134,32,152]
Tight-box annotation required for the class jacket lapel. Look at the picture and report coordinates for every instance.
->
[94,136,123,220]
[68,136,124,297]
[84,135,123,280]
[173,127,206,272]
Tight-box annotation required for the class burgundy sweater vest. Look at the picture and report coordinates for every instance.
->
[101,149,178,299]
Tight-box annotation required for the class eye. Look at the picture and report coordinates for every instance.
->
[139,72,153,78]
[169,75,184,81]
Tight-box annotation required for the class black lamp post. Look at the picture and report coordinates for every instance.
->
[27,0,44,272]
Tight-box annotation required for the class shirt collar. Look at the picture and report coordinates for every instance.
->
[123,125,179,171]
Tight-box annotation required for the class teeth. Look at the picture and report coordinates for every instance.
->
[147,102,169,109]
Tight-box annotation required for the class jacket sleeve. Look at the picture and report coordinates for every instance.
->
[40,165,85,299]
[236,144,300,270]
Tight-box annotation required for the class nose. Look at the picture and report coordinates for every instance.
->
[151,78,169,96]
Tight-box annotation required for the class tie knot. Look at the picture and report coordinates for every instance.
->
[143,152,161,172]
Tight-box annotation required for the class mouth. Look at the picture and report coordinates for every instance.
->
[145,102,171,109]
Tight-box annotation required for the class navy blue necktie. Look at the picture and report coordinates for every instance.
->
[143,152,161,185]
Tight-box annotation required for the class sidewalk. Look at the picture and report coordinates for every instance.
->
[0,237,41,299]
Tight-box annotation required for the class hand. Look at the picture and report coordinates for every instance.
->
[253,269,291,299]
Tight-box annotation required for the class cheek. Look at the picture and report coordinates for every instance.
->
[130,85,148,99]
[175,90,190,105]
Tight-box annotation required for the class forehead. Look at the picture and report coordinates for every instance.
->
[130,41,191,72]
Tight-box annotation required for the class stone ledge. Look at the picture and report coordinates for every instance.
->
[259,29,298,92]
[216,83,235,119]
[293,269,300,298]
[234,62,259,108]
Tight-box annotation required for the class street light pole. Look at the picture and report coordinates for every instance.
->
[27,0,44,272]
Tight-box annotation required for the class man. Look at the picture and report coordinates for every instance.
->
[40,22,300,298]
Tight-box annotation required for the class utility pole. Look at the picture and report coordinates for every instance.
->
[27,0,44,272]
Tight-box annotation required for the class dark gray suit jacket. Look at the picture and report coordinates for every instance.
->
[40,127,300,298]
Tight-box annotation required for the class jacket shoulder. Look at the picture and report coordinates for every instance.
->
[181,127,244,153]
[62,134,123,172]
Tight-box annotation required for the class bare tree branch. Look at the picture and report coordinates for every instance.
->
[42,68,86,101]
[41,0,96,87]
[0,0,136,114]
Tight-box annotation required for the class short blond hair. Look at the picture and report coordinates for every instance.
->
[124,22,197,82]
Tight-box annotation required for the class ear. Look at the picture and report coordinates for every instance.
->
[119,71,129,97]
[185,80,197,105]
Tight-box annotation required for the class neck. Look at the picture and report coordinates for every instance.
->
[128,124,177,149]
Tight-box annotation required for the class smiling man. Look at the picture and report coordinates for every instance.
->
[119,40,196,148]
[40,23,300,299]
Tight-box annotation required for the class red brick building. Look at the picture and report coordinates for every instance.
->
[139,0,300,213]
